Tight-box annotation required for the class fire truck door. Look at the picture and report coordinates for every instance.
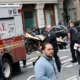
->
[8,19,17,61]
[0,19,17,61]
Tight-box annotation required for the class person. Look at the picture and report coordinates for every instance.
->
[34,43,59,80]
[32,27,40,35]
[68,21,78,63]
[58,21,62,25]
[44,25,61,72]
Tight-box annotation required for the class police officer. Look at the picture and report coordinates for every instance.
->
[44,25,61,72]
[68,21,78,63]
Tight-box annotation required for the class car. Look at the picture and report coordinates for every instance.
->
[51,25,68,38]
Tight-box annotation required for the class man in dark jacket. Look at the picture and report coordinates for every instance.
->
[68,21,78,63]
[44,25,61,72]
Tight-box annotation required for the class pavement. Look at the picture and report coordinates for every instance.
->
[11,48,79,80]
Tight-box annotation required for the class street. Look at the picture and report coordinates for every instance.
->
[11,48,79,80]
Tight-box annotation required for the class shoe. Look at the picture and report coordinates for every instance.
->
[23,65,26,68]
[70,60,77,63]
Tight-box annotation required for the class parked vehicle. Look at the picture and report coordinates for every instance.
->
[0,5,26,80]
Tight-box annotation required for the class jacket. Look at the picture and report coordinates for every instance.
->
[34,55,58,80]
[44,30,58,53]
[44,30,57,46]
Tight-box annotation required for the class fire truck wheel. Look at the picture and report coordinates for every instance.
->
[2,58,12,80]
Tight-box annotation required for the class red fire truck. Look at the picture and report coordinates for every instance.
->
[0,5,26,80]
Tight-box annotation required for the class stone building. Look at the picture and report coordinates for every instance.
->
[58,0,77,26]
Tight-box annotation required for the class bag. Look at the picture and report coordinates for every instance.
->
[33,54,42,66]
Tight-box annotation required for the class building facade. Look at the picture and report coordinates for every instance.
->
[0,0,59,32]
[58,0,77,26]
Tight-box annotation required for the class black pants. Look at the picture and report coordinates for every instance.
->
[76,51,80,64]
[70,40,77,61]
[53,46,61,72]
[23,60,26,66]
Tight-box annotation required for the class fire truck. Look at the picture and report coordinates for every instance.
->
[0,5,26,80]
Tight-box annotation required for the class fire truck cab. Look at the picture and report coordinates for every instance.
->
[0,5,26,80]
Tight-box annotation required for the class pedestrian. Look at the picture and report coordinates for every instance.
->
[58,21,62,25]
[44,25,61,72]
[68,21,78,63]
[34,43,59,80]
[32,27,40,35]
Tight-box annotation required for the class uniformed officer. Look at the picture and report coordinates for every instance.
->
[44,25,61,72]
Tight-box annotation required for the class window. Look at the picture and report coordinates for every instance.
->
[44,4,55,26]
[45,10,51,25]
[22,4,37,32]
[24,11,37,31]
